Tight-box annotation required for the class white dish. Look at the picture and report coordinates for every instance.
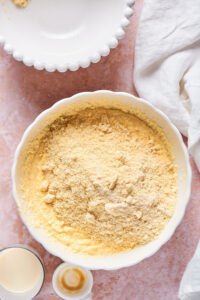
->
[0,0,134,72]
[12,90,192,270]
[52,263,93,300]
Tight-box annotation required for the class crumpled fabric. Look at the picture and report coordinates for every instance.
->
[134,0,200,172]
[179,241,200,300]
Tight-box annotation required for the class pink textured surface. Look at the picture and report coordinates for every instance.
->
[0,1,200,299]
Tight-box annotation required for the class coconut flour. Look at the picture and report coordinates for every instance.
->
[20,106,177,256]
[12,0,30,7]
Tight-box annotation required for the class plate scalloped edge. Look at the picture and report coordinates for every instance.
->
[0,0,135,72]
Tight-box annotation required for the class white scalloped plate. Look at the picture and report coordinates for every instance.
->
[0,0,134,72]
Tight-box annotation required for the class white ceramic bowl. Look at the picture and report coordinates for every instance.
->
[12,91,192,270]
[52,263,93,300]
[0,0,134,72]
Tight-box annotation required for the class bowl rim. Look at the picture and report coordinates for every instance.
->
[0,0,134,72]
[12,90,192,270]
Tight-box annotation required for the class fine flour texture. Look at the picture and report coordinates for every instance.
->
[12,0,30,7]
[21,107,177,256]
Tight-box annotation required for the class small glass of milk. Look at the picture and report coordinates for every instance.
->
[0,245,45,300]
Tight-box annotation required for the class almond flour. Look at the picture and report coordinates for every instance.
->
[12,0,30,7]
[20,107,177,256]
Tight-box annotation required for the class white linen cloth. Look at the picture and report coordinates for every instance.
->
[134,1,200,298]
[134,0,200,172]
[179,241,200,300]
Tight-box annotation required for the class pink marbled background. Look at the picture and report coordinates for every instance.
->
[0,1,200,299]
